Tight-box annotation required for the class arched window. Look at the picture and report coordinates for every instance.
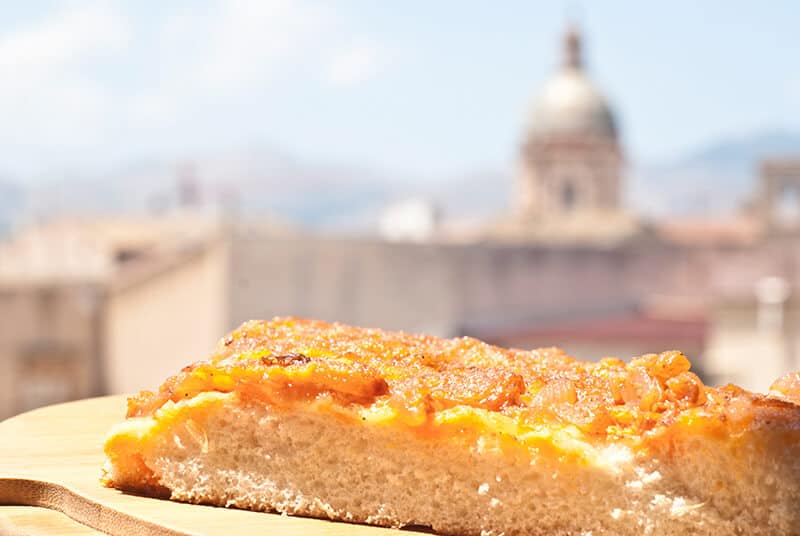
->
[561,181,577,211]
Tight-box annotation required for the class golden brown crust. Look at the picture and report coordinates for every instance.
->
[123,317,800,446]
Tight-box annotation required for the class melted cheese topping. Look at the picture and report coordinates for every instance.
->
[124,317,795,451]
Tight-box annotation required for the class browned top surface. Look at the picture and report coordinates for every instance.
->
[127,317,800,444]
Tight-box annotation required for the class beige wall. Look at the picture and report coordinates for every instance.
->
[228,234,641,339]
[105,241,228,394]
[229,235,461,336]
[705,301,800,392]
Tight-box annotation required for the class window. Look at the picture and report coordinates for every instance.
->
[115,247,143,264]
[775,183,800,227]
[38,287,57,324]
[561,181,577,211]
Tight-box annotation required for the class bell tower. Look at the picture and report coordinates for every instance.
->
[517,25,624,223]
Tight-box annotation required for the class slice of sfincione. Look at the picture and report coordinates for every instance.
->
[103,317,800,535]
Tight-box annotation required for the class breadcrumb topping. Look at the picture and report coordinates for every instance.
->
[126,317,799,444]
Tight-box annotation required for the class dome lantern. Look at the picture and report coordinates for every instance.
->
[563,24,582,69]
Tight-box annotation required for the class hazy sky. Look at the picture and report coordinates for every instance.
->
[1,0,799,182]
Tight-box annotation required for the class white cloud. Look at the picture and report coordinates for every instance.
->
[0,0,394,176]
[121,0,337,134]
[199,0,331,91]
[155,0,333,95]
[325,42,386,87]
[0,1,129,156]
[0,1,128,84]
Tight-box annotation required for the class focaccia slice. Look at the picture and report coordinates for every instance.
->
[103,317,800,535]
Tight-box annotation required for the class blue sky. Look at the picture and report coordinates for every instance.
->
[1,0,798,182]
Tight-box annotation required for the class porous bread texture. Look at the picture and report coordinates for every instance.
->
[104,393,800,535]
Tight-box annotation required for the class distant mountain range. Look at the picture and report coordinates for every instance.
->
[15,147,407,231]
[0,181,24,236]
[3,129,800,235]
[629,129,800,218]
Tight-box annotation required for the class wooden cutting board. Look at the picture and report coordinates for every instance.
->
[0,396,419,535]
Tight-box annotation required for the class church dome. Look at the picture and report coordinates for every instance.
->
[526,26,617,140]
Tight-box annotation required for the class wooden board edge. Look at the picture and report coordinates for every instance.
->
[0,478,192,536]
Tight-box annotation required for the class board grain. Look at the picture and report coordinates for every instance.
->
[0,396,411,535]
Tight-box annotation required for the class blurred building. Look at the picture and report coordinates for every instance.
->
[493,24,638,244]
[2,26,800,419]
[757,159,800,232]
[0,279,103,417]
[378,199,440,242]
[0,214,220,418]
